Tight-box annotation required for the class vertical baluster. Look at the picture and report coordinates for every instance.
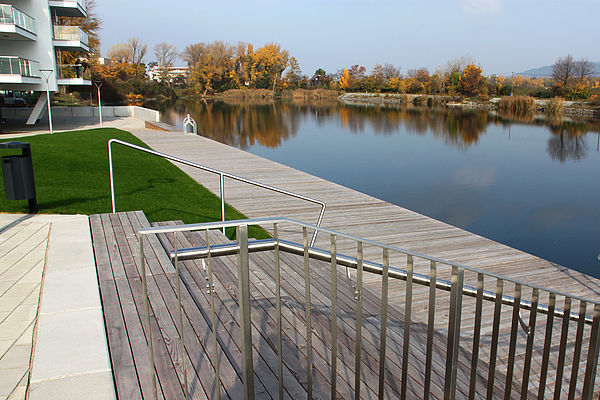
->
[206,230,221,400]
[378,248,390,399]
[582,304,600,400]
[537,292,556,399]
[444,266,464,400]
[567,301,586,400]
[331,235,338,400]
[520,288,538,400]
[468,273,484,400]
[486,278,503,400]
[302,227,313,398]
[139,233,158,400]
[401,255,414,399]
[424,260,437,399]
[504,283,521,400]
[173,232,189,399]
[274,224,283,400]
[553,297,571,399]
[354,242,363,400]
[236,225,255,400]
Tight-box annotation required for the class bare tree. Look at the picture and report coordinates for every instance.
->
[181,42,207,67]
[154,42,178,82]
[382,63,402,80]
[574,58,594,84]
[552,55,576,88]
[107,43,130,63]
[445,55,475,75]
[127,37,147,65]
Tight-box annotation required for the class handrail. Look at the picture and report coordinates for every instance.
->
[166,237,594,325]
[141,216,600,311]
[182,114,197,134]
[139,215,600,400]
[108,139,326,245]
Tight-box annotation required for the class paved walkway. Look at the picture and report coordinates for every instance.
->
[0,214,115,400]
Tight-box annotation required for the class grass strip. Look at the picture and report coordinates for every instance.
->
[0,128,268,239]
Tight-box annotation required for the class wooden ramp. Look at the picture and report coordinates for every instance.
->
[91,211,529,399]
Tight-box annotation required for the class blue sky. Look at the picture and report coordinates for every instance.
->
[96,0,599,76]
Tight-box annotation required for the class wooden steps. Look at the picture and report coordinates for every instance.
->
[91,211,537,399]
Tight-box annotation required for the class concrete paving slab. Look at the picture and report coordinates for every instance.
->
[0,367,27,396]
[29,371,115,400]
[0,345,30,370]
[0,321,30,341]
[41,268,101,313]
[31,308,109,381]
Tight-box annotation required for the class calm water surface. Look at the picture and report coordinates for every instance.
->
[157,101,600,277]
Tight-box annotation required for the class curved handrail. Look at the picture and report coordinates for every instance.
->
[108,139,326,245]
[182,114,197,134]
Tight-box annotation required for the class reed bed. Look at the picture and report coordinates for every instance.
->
[497,96,536,113]
[545,97,564,116]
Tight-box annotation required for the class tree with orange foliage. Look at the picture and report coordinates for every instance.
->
[339,69,350,89]
[458,64,483,96]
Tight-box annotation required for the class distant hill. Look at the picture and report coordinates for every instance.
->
[520,62,600,77]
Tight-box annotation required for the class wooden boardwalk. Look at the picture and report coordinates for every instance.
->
[91,211,531,399]
[124,129,600,397]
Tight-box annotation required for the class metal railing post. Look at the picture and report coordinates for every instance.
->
[219,174,225,235]
[206,230,221,400]
[173,232,189,399]
[444,266,464,400]
[236,225,255,400]
[139,234,158,400]
[303,227,313,398]
[274,224,284,400]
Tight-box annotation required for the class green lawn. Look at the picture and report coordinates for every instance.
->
[0,128,267,239]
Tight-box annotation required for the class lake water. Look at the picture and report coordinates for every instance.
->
[156,100,600,278]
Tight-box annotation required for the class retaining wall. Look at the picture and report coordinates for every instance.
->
[1,106,160,122]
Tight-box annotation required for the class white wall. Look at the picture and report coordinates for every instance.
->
[1,106,160,121]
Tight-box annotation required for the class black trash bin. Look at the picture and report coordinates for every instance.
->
[0,141,38,213]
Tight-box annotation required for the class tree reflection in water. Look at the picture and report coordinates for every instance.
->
[156,99,600,160]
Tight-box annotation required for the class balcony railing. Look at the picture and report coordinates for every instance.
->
[56,63,90,80]
[53,25,88,46]
[0,4,36,34]
[0,57,40,77]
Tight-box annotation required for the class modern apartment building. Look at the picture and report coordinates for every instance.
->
[0,0,90,124]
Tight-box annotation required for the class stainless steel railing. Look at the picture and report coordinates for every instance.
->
[108,139,326,245]
[138,216,600,400]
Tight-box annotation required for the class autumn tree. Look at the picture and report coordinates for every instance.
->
[382,64,401,80]
[574,58,594,84]
[154,42,178,82]
[339,69,350,89]
[251,43,289,91]
[188,41,236,96]
[458,64,483,96]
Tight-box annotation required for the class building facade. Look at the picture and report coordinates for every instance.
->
[0,0,90,123]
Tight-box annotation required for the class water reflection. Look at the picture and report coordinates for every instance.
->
[157,100,600,159]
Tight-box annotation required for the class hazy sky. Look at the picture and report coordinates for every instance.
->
[96,0,599,76]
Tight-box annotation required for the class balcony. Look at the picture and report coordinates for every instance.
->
[53,26,89,52]
[0,56,41,84]
[56,63,91,86]
[0,4,36,40]
[48,0,86,18]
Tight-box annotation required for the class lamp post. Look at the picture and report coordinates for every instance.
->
[94,81,103,127]
[39,69,54,134]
